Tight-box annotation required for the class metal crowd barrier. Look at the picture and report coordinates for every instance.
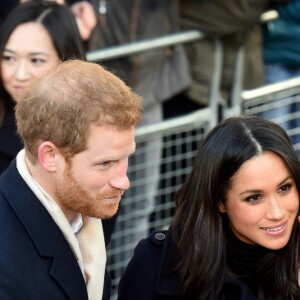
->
[107,108,215,294]
[87,25,220,298]
[85,10,284,298]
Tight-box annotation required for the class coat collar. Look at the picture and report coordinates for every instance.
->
[0,160,88,300]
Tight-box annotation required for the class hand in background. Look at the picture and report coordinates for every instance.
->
[71,1,97,41]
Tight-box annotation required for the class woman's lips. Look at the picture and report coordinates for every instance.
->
[13,85,25,93]
[260,221,288,237]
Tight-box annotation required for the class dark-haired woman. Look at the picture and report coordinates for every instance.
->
[0,0,85,175]
[118,115,300,300]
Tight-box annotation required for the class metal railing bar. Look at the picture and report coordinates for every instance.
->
[135,107,211,138]
[87,30,204,62]
[242,77,300,100]
[86,10,277,63]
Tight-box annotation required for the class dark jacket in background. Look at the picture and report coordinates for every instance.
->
[0,104,22,175]
[180,0,270,106]
[0,0,18,25]
[90,0,190,111]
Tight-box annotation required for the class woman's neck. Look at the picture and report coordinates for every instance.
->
[224,222,271,294]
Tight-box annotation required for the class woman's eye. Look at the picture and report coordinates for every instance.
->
[2,55,14,62]
[31,58,46,64]
[278,183,292,194]
[245,194,262,204]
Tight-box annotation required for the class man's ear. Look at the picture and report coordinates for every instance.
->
[219,202,226,213]
[37,142,60,172]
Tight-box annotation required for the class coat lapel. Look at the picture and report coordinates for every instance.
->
[49,245,88,300]
[0,161,88,300]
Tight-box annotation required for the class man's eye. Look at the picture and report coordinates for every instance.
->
[98,161,114,168]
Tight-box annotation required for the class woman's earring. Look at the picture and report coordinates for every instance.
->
[219,203,226,213]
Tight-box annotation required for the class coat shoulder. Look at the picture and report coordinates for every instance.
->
[118,229,173,300]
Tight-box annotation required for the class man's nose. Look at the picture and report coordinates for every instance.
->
[110,162,130,191]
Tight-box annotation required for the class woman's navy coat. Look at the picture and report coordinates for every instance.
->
[118,230,258,300]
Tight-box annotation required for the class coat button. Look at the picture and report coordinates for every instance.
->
[154,232,166,240]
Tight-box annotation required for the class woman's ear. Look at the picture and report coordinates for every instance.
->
[219,202,226,213]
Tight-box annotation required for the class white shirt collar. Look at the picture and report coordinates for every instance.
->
[70,213,83,234]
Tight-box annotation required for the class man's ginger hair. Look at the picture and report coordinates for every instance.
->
[16,59,142,163]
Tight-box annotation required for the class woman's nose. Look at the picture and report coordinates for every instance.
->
[266,197,285,220]
[15,61,31,81]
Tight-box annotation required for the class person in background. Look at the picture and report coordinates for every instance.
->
[179,0,270,114]
[0,59,141,299]
[118,115,300,300]
[0,0,85,175]
[66,0,97,41]
[0,0,97,42]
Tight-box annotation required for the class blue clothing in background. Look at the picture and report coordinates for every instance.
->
[264,0,300,71]
[262,0,300,145]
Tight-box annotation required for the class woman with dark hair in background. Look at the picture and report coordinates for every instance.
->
[0,0,85,175]
[0,0,96,42]
[118,115,300,299]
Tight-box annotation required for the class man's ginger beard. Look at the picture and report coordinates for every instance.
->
[54,161,123,219]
